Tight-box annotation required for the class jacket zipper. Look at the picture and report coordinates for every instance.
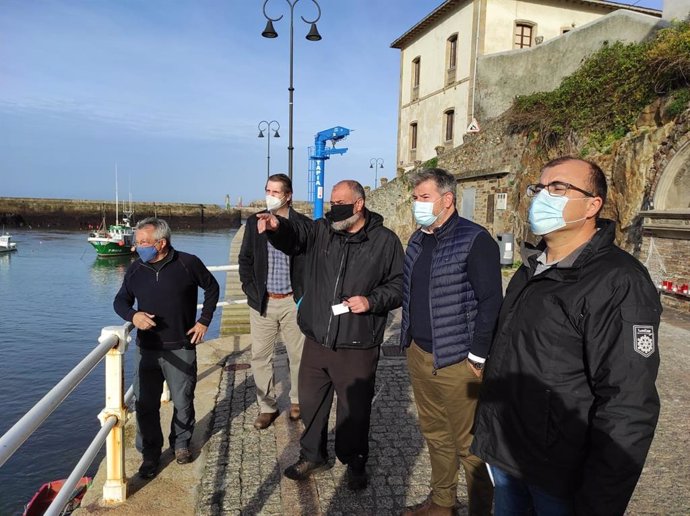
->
[430,233,440,374]
[325,239,349,348]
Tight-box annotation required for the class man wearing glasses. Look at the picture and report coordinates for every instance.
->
[114,217,219,479]
[471,157,661,515]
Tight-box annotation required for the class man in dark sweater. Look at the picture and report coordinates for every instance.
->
[114,217,219,479]
[400,169,502,516]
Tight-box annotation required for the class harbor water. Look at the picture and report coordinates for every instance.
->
[0,228,236,515]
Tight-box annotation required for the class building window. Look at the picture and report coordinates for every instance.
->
[446,34,458,85]
[444,109,455,143]
[411,57,421,100]
[514,22,534,48]
[409,122,418,161]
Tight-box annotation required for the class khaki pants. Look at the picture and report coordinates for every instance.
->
[407,342,493,514]
[249,296,304,413]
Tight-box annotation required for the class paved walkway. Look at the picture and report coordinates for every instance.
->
[78,309,690,515]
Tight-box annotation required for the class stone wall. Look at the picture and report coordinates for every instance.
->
[0,197,241,230]
[475,10,662,122]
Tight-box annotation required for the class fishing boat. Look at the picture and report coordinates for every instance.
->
[87,214,135,257]
[0,233,18,253]
[23,476,91,516]
[87,166,136,257]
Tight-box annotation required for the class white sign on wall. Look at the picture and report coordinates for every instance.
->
[496,193,508,210]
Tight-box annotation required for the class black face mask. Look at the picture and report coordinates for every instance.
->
[329,204,355,222]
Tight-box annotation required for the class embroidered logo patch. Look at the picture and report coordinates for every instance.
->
[633,325,655,357]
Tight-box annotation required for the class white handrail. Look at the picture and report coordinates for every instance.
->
[44,416,118,516]
[2,261,243,512]
[0,326,128,467]
[198,264,244,309]
[206,264,239,272]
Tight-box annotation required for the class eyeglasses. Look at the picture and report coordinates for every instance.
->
[526,181,595,198]
[134,239,160,247]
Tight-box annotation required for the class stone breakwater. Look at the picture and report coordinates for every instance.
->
[0,197,241,230]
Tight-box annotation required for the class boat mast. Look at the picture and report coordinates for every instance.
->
[115,163,119,224]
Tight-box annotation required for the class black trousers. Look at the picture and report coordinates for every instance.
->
[298,337,380,466]
[133,346,197,460]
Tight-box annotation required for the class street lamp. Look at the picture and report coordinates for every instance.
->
[258,120,281,178]
[261,0,322,181]
[370,158,384,189]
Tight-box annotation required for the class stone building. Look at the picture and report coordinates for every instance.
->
[390,0,660,170]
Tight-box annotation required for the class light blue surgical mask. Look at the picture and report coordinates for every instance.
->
[136,245,159,263]
[529,190,587,235]
[413,199,442,227]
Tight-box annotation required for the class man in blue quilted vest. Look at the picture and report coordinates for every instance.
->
[400,168,502,516]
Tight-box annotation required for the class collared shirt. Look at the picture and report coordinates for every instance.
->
[534,239,591,276]
[266,240,292,294]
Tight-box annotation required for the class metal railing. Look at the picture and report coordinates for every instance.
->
[0,263,243,513]
[0,323,132,515]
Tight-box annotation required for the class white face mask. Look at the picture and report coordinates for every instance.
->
[412,198,443,227]
[265,194,286,212]
[528,190,588,236]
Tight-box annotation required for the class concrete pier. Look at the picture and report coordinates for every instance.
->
[75,309,690,515]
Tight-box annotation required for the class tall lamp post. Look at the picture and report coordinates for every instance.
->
[369,158,384,189]
[258,120,280,178]
[261,0,322,181]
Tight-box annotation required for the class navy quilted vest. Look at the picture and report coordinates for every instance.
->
[401,212,484,369]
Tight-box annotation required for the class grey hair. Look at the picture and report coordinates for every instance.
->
[411,168,456,197]
[136,217,172,244]
[335,180,366,202]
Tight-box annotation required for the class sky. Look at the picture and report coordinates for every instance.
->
[0,0,664,206]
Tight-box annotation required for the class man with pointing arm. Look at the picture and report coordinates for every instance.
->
[257,180,403,491]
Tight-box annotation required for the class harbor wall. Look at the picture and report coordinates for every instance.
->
[0,197,241,230]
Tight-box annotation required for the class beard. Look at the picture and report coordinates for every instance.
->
[331,212,361,232]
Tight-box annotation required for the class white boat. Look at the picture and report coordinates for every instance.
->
[0,233,17,253]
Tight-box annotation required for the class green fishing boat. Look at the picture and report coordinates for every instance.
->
[87,215,135,257]
[87,166,136,257]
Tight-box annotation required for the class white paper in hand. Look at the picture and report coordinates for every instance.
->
[331,303,350,316]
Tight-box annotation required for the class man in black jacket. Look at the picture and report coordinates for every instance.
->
[257,180,404,491]
[114,217,219,479]
[471,157,661,515]
[239,173,310,430]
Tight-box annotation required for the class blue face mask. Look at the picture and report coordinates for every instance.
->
[136,245,159,263]
[413,199,442,227]
[529,190,589,235]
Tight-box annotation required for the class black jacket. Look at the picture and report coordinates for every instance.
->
[470,219,661,516]
[113,248,220,350]
[268,209,404,350]
[238,207,311,315]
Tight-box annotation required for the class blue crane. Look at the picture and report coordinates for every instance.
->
[307,126,350,219]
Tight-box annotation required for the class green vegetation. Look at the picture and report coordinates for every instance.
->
[665,88,690,119]
[509,21,690,152]
[422,157,438,169]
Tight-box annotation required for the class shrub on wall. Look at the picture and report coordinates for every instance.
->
[509,21,690,152]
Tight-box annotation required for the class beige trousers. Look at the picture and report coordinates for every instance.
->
[249,296,304,413]
[407,341,493,514]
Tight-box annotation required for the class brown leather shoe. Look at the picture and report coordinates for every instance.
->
[402,496,453,516]
[253,411,279,430]
[289,403,301,421]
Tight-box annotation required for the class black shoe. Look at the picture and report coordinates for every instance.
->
[138,457,159,479]
[346,464,368,491]
[283,457,330,480]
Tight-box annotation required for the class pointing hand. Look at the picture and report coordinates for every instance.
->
[257,213,280,234]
